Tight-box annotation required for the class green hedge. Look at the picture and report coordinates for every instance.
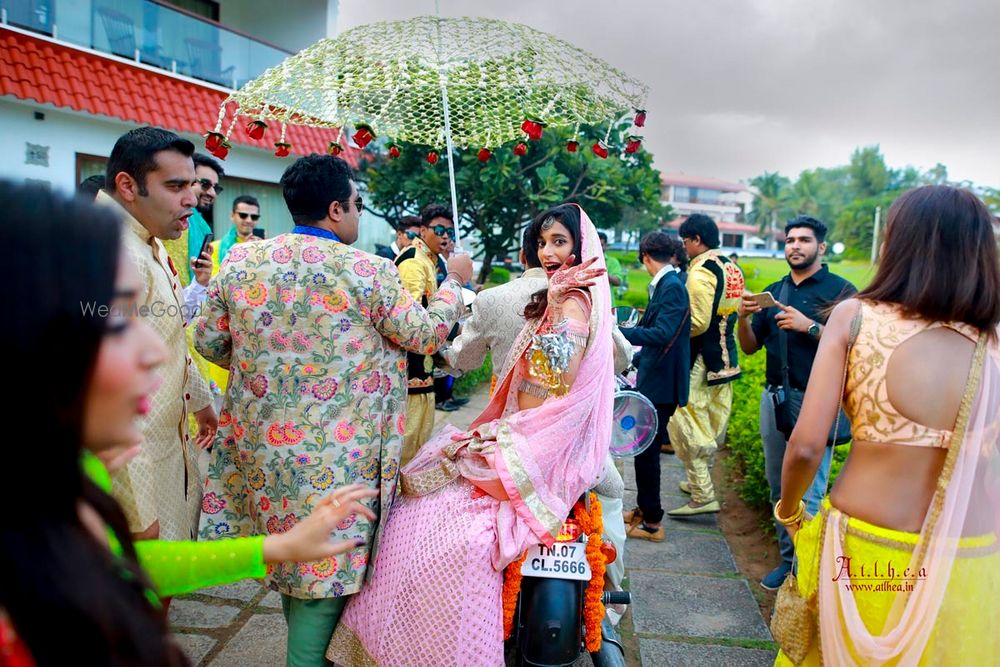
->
[489,267,511,285]
[454,352,492,397]
[725,349,851,511]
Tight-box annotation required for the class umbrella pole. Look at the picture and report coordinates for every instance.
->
[439,74,463,251]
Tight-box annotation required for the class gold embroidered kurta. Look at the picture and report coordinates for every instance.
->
[98,191,213,540]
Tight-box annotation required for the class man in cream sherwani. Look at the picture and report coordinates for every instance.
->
[100,126,217,541]
[442,228,548,381]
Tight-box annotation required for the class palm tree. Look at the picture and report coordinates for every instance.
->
[749,172,791,237]
[789,170,822,217]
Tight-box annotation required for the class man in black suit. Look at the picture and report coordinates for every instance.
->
[619,232,692,542]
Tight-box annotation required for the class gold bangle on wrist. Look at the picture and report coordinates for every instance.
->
[774,499,805,526]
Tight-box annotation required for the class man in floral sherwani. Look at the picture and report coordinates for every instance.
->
[194,154,473,667]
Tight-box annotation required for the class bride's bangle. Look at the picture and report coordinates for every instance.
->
[774,499,805,526]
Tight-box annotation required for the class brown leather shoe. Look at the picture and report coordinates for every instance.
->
[627,522,665,542]
[623,506,643,526]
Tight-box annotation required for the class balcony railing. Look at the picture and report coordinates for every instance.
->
[1,0,290,89]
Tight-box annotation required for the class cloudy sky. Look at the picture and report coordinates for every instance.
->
[337,0,998,188]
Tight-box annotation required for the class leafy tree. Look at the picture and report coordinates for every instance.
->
[847,145,891,199]
[356,123,667,282]
[980,187,1000,215]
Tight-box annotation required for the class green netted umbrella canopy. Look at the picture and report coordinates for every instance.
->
[208,16,649,245]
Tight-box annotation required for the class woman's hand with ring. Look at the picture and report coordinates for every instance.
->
[262,484,378,563]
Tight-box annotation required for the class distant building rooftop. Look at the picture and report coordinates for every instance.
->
[661,173,748,193]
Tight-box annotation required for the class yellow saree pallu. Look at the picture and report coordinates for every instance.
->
[775,499,1000,666]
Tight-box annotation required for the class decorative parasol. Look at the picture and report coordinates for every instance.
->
[204,16,649,246]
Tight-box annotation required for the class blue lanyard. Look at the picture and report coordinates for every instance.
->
[292,225,341,243]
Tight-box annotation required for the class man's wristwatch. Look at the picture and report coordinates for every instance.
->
[807,321,821,339]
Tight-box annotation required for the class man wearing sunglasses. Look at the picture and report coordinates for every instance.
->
[161,153,222,290]
[375,215,421,260]
[394,203,458,465]
[211,195,262,272]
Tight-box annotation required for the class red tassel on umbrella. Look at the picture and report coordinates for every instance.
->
[246,120,267,140]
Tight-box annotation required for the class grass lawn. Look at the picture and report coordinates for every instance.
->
[609,251,874,308]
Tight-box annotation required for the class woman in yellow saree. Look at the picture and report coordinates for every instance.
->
[775,185,1000,665]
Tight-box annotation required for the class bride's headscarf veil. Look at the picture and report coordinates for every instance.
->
[473,204,614,566]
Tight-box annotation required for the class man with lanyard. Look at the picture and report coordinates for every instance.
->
[395,203,457,465]
[194,155,471,666]
[737,215,856,590]
[667,214,744,517]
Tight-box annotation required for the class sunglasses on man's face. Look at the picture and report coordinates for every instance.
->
[196,178,223,194]
[431,224,456,240]
[236,212,260,221]
[403,230,420,240]
[341,196,364,213]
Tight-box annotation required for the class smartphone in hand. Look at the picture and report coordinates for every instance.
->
[198,233,214,261]
[747,291,778,309]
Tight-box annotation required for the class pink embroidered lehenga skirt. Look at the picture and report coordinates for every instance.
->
[326,478,505,666]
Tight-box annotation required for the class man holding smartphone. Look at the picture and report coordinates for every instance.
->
[736,215,856,591]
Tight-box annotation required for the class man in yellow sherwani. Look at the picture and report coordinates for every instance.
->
[667,214,744,516]
[100,126,218,541]
[395,203,457,466]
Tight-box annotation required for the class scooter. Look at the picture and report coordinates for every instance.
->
[506,355,657,666]
[505,496,631,667]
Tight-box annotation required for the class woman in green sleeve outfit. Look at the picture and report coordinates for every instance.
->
[0,184,375,666]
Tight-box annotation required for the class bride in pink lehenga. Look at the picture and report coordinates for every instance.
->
[326,203,615,666]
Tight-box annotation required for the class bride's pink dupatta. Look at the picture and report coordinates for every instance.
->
[401,205,615,570]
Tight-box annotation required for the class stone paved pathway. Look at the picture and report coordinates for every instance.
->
[622,455,777,665]
[171,386,777,665]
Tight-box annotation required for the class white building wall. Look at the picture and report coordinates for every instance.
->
[0,96,387,253]
[0,98,284,193]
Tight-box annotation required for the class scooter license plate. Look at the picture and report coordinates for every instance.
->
[520,542,592,581]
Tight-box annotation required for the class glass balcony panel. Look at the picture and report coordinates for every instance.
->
[2,0,291,88]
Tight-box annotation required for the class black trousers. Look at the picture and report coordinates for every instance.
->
[633,402,677,524]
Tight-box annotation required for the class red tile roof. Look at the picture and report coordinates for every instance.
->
[0,26,359,165]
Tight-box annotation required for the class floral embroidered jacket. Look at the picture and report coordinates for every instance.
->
[193,232,463,598]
